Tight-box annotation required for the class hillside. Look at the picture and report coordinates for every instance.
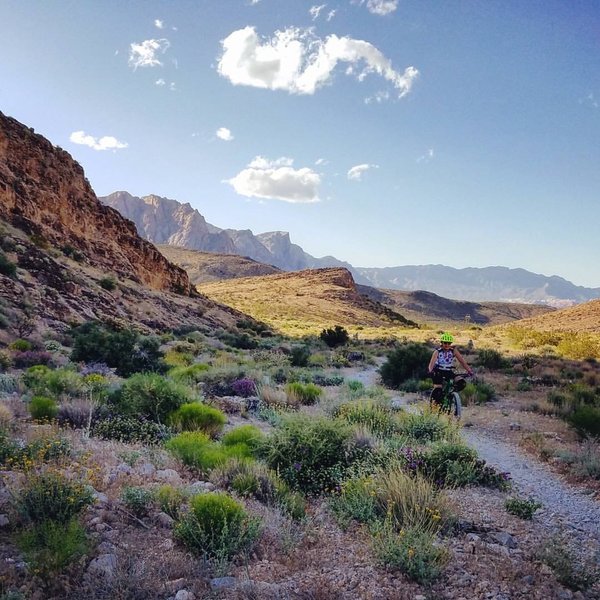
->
[358,286,554,326]
[157,245,281,284]
[0,112,249,337]
[197,268,417,336]
[507,298,600,333]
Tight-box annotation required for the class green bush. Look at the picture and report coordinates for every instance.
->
[380,343,431,388]
[285,381,322,405]
[259,414,354,495]
[330,476,379,527]
[156,484,187,519]
[18,472,93,525]
[476,348,509,370]
[568,405,600,438]
[167,363,210,384]
[121,486,155,517]
[319,325,349,348]
[335,401,399,438]
[17,518,88,580]
[462,380,495,404]
[0,252,17,278]
[397,410,457,443]
[99,276,117,291]
[221,425,265,451]
[372,521,448,585]
[71,321,163,376]
[10,339,33,352]
[290,345,311,367]
[92,415,170,444]
[174,492,260,561]
[29,396,58,422]
[169,402,226,436]
[505,497,542,520]
[114,373,193,423]
[422,442,480,487]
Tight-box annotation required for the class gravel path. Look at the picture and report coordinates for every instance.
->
[462,428,600,549]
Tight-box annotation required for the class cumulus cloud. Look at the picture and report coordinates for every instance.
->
[347,163,378,180]
[226,156,321,203]
[217,26,418,99]
[216,127,234,141]
[128,38,170,69]
[358,0,399,15]
[69,131,128,151]
[155,19,164,29]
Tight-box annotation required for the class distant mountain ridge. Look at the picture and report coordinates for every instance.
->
[101,191,600,307]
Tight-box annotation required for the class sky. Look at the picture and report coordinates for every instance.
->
[1,1,599,288]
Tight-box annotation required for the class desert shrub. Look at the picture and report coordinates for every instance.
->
[166,431,250,473]
[372,520,448,585]
[174,492,261,561]
[259,414,354,495]
[168,363,210,384]
[330,476,379,527]
[92,415,170,444]
[221,424,265,451]
[43,367,84,399]
[29,396,58,422]
[547,390,568,409]
[121,486,155,517]
[17,518,88,579]
[71,321,163,376]
[0,403,14,429]
[461,380,495,405]
[230,377,257,398]
[17,472,93,524]
[113,373,193,423]
[557,333,600,360]
[421,442,479,487]
[164,349,195,367]
[319,325,349,348]
[397,409,458,444]
[379,343,430,388]
[568,405,600,438]
[285,381,322,405]
[10,339,33,352]
[219,331,258,350]
[0,374,19,394]
[374,468,451,533]
[335,401,399,438]
[0,252,17,277]
[559,439,600,480]
[344,380,366,400]
[0,429,19,465]
[538,535,600,591]
[15,435,72,466]
[568,383,599,407]
[505,496,542,520]
[312,373,345,387]
[476,348,509,370]
[99,276,117,291]
[290,345,311,367]
[156,484,187,519]
[12,351,52,369]
[169,402,226,436]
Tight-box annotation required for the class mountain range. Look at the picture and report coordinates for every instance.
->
[101,192,600,307]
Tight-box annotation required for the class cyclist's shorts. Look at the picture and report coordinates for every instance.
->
[432,368,455,385]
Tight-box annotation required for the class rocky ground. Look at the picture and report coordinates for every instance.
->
[1,363,599,600]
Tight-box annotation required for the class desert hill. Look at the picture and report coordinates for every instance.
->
[157,245,281,284]
[505,298,600,333]
[197,268,417,336]
[358,286,554,326]
[0,112,250,337]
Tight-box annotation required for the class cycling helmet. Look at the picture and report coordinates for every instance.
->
[440,332,454,343]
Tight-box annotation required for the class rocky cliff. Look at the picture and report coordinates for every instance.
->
[0,114,192,294]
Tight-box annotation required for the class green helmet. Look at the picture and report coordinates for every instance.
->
[440,332,454,343]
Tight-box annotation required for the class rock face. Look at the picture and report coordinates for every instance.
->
[0,113,192,295]
[101,191,352,273]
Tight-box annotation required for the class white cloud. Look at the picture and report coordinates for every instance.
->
[169,82,177,91]
[310,4,326,20]
[69,131,128,151]
[155,78,166,86]
[315,157,328,166]
[216,127,234,141]
[128,38,170,69]
[417,148,434,163]
[358,0,399,15]
[580,92,599,109]
[365,90,390,104]
[155,19,164,29]
[217,26,418,99]
[226,156,321,203]
[326,9,337,21]
[347,163,378,180]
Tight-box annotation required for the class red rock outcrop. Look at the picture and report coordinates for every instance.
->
[0,112,192,294]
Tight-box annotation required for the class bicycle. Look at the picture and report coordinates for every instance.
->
[430,372,472,418]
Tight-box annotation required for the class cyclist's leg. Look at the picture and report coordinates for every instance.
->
[430,369,444,408]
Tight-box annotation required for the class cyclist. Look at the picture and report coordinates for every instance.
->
[428,332,473,408]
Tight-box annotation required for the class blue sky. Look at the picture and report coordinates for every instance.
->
[1,1,599,287]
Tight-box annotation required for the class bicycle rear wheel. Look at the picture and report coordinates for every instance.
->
[452,392,462,418]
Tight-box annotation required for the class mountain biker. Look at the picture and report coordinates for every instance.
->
[428,333,473,407]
